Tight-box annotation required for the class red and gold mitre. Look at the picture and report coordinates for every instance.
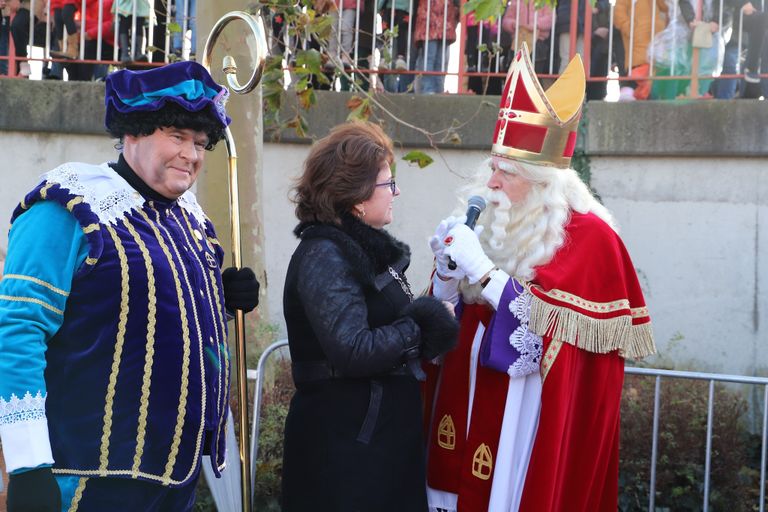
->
[491,43,585,169]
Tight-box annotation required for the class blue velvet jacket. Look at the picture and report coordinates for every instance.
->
[8,162,231,487]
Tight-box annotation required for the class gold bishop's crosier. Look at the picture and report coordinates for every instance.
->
[202,11,269,512]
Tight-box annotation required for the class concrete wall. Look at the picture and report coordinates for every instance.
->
[266,148,768,378]
[1,79,766,379]
[592,157,768,376]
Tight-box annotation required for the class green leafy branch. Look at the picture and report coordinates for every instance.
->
[257,2,502,173]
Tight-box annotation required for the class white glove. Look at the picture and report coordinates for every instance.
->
[444,224,495,284]
[429,215,466,280]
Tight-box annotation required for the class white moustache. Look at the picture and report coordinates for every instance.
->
[487,189,512,210]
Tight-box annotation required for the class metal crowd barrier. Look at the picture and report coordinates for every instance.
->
[247,338,289,496]
[246,342,767,510]
[625,366,768,512]
[2,0,764,94]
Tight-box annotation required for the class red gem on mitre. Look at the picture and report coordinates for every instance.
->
[496,109,518,123]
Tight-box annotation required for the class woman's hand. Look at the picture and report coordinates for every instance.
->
[401,297,459,360]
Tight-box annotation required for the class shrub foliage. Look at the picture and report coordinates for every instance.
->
[620,375,766,511]
[224,363,768,510]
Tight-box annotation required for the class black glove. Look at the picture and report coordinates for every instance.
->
[401,296,459,360]
[7,467,61,512]
[222,266,260,313]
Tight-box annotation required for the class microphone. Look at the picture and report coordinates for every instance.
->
[447,195,487,270]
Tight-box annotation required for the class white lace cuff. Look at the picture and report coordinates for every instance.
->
[0,417,54,473]
[507,290,542,378]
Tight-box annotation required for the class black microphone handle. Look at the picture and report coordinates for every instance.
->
[465,207,482,231]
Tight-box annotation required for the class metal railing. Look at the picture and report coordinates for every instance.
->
[0,0,184,78]
[1,0,765,97]
[625,366,768,512]
[246,341,768,508]
[248,338,289,498]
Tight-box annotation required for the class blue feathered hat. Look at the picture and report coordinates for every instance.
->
[104,61,231,129]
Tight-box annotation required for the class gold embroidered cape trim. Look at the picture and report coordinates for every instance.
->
[541,340,564,382]
[66,196,84,212]
[530,286,633,316]
[526,284,656,360]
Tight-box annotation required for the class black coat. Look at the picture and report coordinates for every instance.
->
[281,215,428,512]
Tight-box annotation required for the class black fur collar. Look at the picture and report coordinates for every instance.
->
[294,213,410,286]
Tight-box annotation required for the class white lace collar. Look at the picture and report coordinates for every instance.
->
[42,162,208,227]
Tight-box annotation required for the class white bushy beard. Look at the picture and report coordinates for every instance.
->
[457,159,617,304]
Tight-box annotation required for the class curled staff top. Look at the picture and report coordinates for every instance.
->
[202,11,269,95]
[104,61,231,129]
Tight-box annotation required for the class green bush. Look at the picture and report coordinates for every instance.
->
[203,358,768,511]
[194,476,216,511]
[194,321,287,511]
[619,375,766,511]
[194,349,293,511]
[253,357,294,511]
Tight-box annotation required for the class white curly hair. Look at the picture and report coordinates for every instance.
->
[455,157,617,283]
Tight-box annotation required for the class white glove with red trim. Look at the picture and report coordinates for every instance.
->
[443,224,495,284]
[429,215,466,280]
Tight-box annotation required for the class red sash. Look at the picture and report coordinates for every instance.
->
[426,303,511,511]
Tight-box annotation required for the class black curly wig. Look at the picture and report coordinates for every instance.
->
[106,102,227,151]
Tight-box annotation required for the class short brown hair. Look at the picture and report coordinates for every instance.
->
[293,121,395,224]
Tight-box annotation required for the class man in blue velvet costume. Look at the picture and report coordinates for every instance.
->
[0,61,260,511]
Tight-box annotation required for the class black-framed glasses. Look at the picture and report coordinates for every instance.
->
[375,180,397,194]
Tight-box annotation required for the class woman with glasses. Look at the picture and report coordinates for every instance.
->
[281,121,458,511]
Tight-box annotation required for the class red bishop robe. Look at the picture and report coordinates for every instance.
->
[425,211,655,512]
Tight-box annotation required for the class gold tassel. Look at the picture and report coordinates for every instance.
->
[624,322,657,360]
[528,294,656,360]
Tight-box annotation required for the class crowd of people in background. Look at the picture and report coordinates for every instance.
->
[1,0,766,98]
[0,0,191,79]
